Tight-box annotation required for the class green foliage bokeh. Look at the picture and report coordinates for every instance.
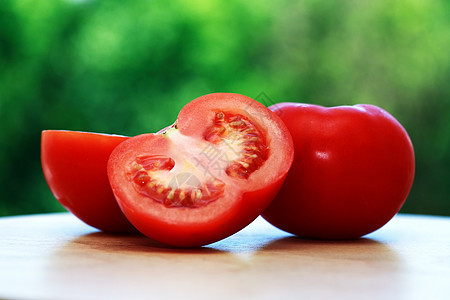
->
[0,0,449,216]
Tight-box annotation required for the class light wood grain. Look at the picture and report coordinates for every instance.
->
[0,213,449,300]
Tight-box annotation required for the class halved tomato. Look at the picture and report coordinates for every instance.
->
[41,130,136,233]
[107,93,294,247]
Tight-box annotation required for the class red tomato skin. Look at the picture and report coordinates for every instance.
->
[262,103,415,239]
[41,130,136,233]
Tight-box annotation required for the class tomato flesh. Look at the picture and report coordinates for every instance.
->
[204,111,269,179]
[108,93,294,247]
[128,154,224,208]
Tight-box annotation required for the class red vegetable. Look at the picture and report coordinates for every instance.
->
[107,93,294,247]
[262,103,415,239]
[41,130,136,233]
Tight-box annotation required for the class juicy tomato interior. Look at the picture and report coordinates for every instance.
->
[108,93,294,247]
[127,110,270,209]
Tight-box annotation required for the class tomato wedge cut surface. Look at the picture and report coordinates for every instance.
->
[107,93,294,247]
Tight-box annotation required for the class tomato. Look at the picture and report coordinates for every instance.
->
[262,103,415,239]
[41,130,136,233]
[107,93,294,247]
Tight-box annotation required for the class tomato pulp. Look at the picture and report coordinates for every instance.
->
[262,103,415,239]
[41,130,136,233]
[108,93,294,247]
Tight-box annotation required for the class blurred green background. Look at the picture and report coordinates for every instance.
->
[0,0,449,217]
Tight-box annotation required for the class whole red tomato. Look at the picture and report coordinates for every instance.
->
[262,103,415,239]
[108,93,294,247]
[41,130,136,233]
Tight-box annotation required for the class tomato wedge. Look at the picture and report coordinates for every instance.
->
[41,130,136,233]
[107,93,294,247]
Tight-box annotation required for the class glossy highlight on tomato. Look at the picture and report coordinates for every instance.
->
[262,103,415,239]
[107,93,294,247]
[41,130,136,233]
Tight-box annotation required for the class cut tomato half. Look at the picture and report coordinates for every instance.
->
[107,93,294,247]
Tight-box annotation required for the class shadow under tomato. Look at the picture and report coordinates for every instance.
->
[254,234,404,266]
[259,235,399,255]
[63,230,224,254]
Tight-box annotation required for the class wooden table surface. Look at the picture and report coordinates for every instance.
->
[0,213,449,300]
